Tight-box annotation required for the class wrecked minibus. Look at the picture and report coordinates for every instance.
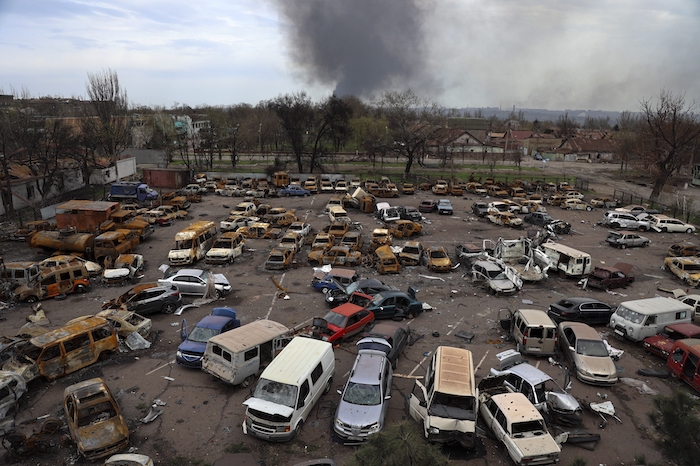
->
[243,337,335,441]
[1,316,118,382]
[201,320,291,388]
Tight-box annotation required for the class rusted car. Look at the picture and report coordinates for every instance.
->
[399,241,424,266]
[667,243,700,257]
[2,316,118,382]
[308,246,361,267]
[389,220,422,238]
[586,263,635,290]
[64,378,129,460]
[238,222,282,240]
[0,370,26,434]
[423,246,453,272]
[643,323,700,359]
[101,254,145,285]
[370,228,393,250]
[487,211,523,228]
[265,248,294,270]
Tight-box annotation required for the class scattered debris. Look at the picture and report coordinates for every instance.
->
[620,377,659,396]
[125,332,151,350]
[419,274,446,282]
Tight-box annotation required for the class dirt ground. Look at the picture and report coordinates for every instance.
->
[2,160,699,466]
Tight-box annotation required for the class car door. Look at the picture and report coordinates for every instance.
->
[372,297,396,319]
[408,380,429,430]
[172,276,194,294]
[560,328,576,364]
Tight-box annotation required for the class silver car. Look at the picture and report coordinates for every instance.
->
[157,268,231,298]
[333,349,392,443]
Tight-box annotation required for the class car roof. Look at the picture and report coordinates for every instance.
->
[332,303,365,317]
[196,315,237,330]
[516,308,555,326]
[350,351,387,384]
[366,321,408,337]
[663,322,700,335]
[559,321,603,340]
[558,297,609,306]
[170,268,204,277]
[490,392,542,422]
[501,363,551,385]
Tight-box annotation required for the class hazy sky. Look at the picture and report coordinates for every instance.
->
[1,0,699,112]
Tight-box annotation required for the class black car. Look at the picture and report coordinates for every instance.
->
[358,321,411,369]
[399,206,422,222]
[364,288,423,320]
[325,278,398,307]
[547,297,616,325]
[471,202,489,217]
[523,211,555,226]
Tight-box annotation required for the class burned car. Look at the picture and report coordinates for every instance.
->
[102,254,145,285]
[0,370,26,434]
[325,278,398,308]
[64,377,129,460]
[586,262,635,290]
[471,259,523,295]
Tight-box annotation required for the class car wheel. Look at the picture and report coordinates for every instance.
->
[324,378,333,394]
[586,206,592,211]
[241,375,255,388]
[294,421,304,438]
[620,244,627,249]
[321,287,330,294]
[687,228,694,234]
[162,303,176,314]
[407,311,416,319]
[286,193,290,197]
[612,223,621,229]
[75,284,87,293]
[643,241,650,247]
[26,296,38,303]
[662,227,668,232]
[215,290,223,299]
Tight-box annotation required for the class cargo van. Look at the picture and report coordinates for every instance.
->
[408,346,478,450]
[243,337,335,442]
[1,316,118,382]
[609,297,693,342]
[500,308,558,356]
[540,242,591,278]
[668,339,700,392]
[14,263,90,303]
[1,261,41,289]
[201,320,291,387]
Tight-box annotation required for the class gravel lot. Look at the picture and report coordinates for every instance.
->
[1,170,697,465]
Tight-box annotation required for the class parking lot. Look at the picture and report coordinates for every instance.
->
[1,181,696,465]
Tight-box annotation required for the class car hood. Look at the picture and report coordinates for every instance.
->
[243,398,294,418]
[207,248,233,256]
[488,278,517,293]
[178,339,207,355]
[336,400,384,428]
[511,435,560,457]
[576,354,618,377]
[213,274,230,286]
[76,416,129,452]
[103,268,131,280]
[168,250,192,259]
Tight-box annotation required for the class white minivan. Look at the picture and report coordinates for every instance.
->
[243,337,335,442]
[609,297,693,341]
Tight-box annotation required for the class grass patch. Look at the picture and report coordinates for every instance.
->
[224,442,252,453]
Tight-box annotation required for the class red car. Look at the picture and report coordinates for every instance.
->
[642,323,700,359]
[313,303,374,343]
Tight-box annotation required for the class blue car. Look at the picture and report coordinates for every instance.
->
[176,307,240,368]
[311,267,360,294]
[280,185,311,197]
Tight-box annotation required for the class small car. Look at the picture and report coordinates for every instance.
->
[643,322,700,360]
[265,248,294,270]
[233,201,258,217]
[64,378,129,460]
[311,267,360,294]
[466,182,487,195]
[603,211,651,231]
[523,211,555,226]
[663,257,700,286]
[288,221,312,238]
[370,228,393,249]
[93,309,152,338]
[334,180,348,193]
[363,288,424,320]
[158,268,232,298]
[563,190,584,200]
[177,307,240,368]
[219,215,258,232]
[358,321,410,369]
[399,241,423,266]
[401,183,415,195]
[547,297,616,325]
[561,198,593,211]
[487,211,523,228]
[615,204,660,215]
[153,204,189,221]
[418,200,438,213]
[547,194,566,206]
[310,232,334,251]
[398,206,422,222]
[558,322,618,385]
[325,221,350,240]
[277,231,304,253]
[312,304,375,343]
[0,370,26,435]
[388,220,422,238]
[667,243,700,257]
[102,254,145,285]
[280,185,311,197]
[471,201,490,217]
[471,259,522,295]
[605,231,650,248]
[121,285,183,315]
[486,185,508,197]
[340,231,364,251]
[205,232,245,265]
[423,246,453,272]
[266,210,298,227]
[308,245,362,267]
[436,199,453,215]
[325,278,398,308]
[651,215,696,234]
[488,352,582,418]
[431,180,449,195]
[586,263,635,290]
[333,348,392,442]
[238,222,282,240]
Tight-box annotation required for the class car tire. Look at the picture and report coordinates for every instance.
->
[324,378,333,394]
[662,227,668,232]
[612,223,621,229]
[586,206,592,211]
[294,421,304,438]
[75,284,87,293]
[162,303,176,314]
[241,375,255,388]
[620,244,627,249]
[321,287,330,294]
[643,241,650,247]
[215,290,223,299]
[26,296,38,303]
[687,228,694,234]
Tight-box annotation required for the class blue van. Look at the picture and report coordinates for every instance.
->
[176,307,240,368]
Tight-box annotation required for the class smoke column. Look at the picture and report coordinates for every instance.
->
[270,0,432,98]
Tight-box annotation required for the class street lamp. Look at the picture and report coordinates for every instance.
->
[258,123,262,155]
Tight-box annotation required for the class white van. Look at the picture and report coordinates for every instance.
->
[243,337,335,442]
[540,242,591,278]
[201,320,291,388]
[609,297,693,341]
[328,206,351,224]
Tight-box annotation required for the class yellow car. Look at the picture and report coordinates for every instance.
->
[423,246,453,272]
[663,257,700,286]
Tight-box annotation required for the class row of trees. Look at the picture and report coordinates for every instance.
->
[1,69,699,212]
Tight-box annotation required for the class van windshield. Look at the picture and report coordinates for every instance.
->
[173,239,194,250]
[428,392,476,421]
[253,378,298,409]
[615,306,645,324]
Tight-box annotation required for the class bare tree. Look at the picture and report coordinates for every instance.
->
[86,69,130,178]
[267,92,314,173]
[308,95,353,172]
[372,90,442,176]
[557,112,579,139]
[639,90,700,201]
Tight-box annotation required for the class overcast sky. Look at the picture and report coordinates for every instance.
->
[1,0,699,112]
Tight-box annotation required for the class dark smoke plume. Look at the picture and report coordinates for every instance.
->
[271,0,431,98]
